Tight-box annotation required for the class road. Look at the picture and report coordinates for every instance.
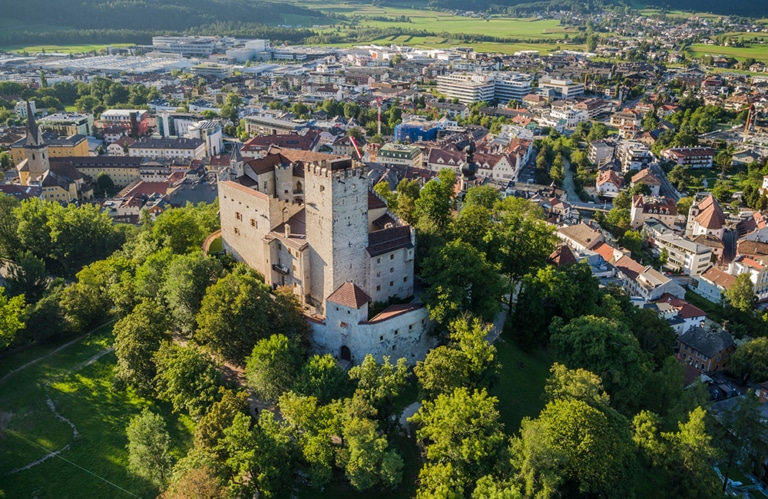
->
[650,163,681,202]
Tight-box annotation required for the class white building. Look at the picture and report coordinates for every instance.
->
[653,232,713,276]
[186,120,224,157]
[692,266,736,304]
[617,141,653,172]
[128,137,206,160]
[435,72,532,104]
[538,77,585,98]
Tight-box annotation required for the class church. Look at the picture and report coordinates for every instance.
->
[218,147,433,365]
[16,102,92,203]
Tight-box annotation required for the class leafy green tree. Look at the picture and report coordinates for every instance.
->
[511,397,636,498]
[271,285,312,348]
[726,273,754,312]
[294,354,349,404]
[729,337,768,383]
[24,282,66,341]
[451,204,493,251]
[410,387,506,496]
[95,172,116,197]
[587,122,608,141]
[620,230,644,258]
[662,407,720,498]
[0,195,19,261]
[716,392,768,492]
[463,185,500,210]
[126,408,174,488]
[113,298,171,392]
[415,317,498,399]
[245,334,303,402]
[486,197,557,311]
[423,238,507,324]
[373,182,398,212]
[161,252,223,334]
[0,287,26,347]
[549,153,565,185]
[5,250,48,302]
[154,343,223,419]
[194,388,250,457]
[348,355,408,424]
[339,416,403,491]
[395,178,421,225]
[630,182,652,196]
[415,169,456,235]
[550,315,649,414]
[676,196,694,216]
[642,110,658,131]
[544,363,611,409]
[161,464,225,499]
[220,411,295,498]
[195,267,274,365]
[152,207,207,255]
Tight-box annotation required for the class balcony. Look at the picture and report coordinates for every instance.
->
[272,263,289,275]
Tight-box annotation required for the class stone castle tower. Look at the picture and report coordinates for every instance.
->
[304,160,369,310]
[20,100,50,185]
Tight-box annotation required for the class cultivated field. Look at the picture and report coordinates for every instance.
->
[686,42,768,63]
[0,43,135,54]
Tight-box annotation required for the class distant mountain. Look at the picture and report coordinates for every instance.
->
[3,0,328,31]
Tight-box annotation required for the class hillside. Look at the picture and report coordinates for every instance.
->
[2,0,327,32]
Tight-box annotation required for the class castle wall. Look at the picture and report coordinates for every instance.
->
[312,305,433,366]
[368,246,415,303]
[219,180,272,277]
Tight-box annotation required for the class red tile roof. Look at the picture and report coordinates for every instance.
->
[700,266,737,290]
[327,282,371,309]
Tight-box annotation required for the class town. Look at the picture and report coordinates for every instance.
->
[2,6,768,498]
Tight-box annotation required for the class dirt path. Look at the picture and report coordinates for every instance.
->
[0,320,116,386]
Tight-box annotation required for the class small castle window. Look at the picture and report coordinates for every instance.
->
[380,335,383,341]
[403,276,408,282]
[251,219,257,227]
[390,254,394,260]
[390,281,394,287]
[390,267,394,273]
[234,227,240,236]
[236,212,242,220]
[320,185,325,192]
[376,285,381,291]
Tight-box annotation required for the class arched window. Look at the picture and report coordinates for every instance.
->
[341,346,351,361]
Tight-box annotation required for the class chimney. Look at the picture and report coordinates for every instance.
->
[284,223,291,238]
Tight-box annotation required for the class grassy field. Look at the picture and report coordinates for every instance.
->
[0,43,135,54]
[686,43,768,63]
[490,332,554,435]
[0,325,193,498]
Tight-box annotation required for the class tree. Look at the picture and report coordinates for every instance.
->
[95,172,115,197]
[4,250,48,302]
[395,178,421,224]
[339,416,403,491]
[0,287,25,347]
[716,392,768,492]
[195,267,274,365]
[194,388,249,457]
[550,315,649,414]
[642,110,658,131]
[729,337,768,383]
[620,230,644,258]
[587,122,608,141]
[415,317,498,399]
[549,153,565,185]
[161,465,225,499]
[677,196,694,216]
[245,334,303,402]
[154,343,223,419]
[415,169,456,235]
[348,355,408,424]
[630,182,652,196]
[661,407,720,498]
[511,397,636,498]
[161,252,223,334]
[486,196,557,311]
[463,185,500,210]
[409,387,506,495]
[294,354,349,404]
[113,298,171,392]
[421,239,508,326]
[712,179,733,204]
[126,408,174,488]
[544,363,611,409]
[452,204,493,251]
[0,195,19,261]
[220,411,294,498]
[152,207,207,255]
[726,273,754,312]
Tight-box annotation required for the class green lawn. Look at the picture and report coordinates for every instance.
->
[0,43,135,54]
[490,331,554,435]
[686,43,768,63]
[0,325,193,498]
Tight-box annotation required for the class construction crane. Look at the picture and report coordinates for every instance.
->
[744,103,753,140]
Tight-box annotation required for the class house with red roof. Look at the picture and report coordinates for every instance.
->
[596,170,623,198]
[653,293,706,334]
[685,194,726,241]
[692,266,736,304]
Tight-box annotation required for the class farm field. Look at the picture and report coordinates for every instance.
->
[338,34,565,54]
[0,325,193,498]
[687,43,768,63]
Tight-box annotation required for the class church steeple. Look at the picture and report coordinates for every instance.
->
[24,100,44,148]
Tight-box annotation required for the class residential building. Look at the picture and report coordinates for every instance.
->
[653,294,706,334]
[128,137,206,161]
[692,265,736,304]
[99,109,149,135]
[630,195,677,229]
[186,120,224,157]
[38,113,93,136]
[617,141,653,172]
[377,144,422,169]
[596,170,623,197]
[435,72,532,104]
[728,255,768,301]
[685,194,726,240]
[15,100,35,118]
[53,156,144,188]
[244,114,307,136]
[631,168,661,197]
[653,232,713,276]
[661,147,715,169]
[676,326,734,372]
[614,254,686,302]
[538,77,584,98]
[589,140,614,166]
[557,223,604,252]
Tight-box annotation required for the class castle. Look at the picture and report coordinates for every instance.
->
[218,147,433,365]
